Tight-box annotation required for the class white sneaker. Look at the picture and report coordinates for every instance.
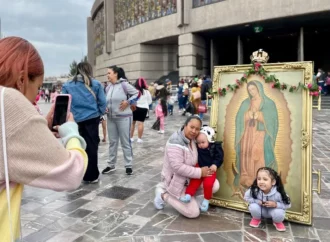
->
[137,138,143,143]
[159,130,164,134]
[90,178,99,184]
[130,138,135,142]
[154,183,165,210]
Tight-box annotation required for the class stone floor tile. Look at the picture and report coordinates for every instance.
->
[21,213,40,225]
[312,202,330,217]
[56,199,90,214]
[73,235,96,242]
[47,216,79,232]
[290,223,319,239]
[68,209,93,219]
[312,217,330,230]
[85,229,107,240]
[122,215,150,226]
[135,214,175,236]
[82,209,114,225]
[159,234,202,242]
[167,214,242,233]
[317,229,330,242]
[45,230,80,242]
[59,189,91,202]
[293,238,320,242]
[98,186,139,200]
[68,221,93,234]
[200,231,243,242]
[136,202,160,218]
[21,201,44,212]
[119,203,144,215]
[23,227,58,242]
[244,228,268,241]
[105,223,141,238]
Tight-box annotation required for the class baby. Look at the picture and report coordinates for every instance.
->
[180,126,224,211]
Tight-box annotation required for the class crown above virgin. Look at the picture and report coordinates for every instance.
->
[250,49,269,63]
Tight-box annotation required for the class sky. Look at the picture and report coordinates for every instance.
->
[0,0,94,77]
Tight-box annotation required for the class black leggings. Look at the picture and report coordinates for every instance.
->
[78,117,100,181]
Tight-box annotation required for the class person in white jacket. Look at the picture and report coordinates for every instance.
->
[130,78,152,143]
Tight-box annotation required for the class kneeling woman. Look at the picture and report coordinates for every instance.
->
[154,116,219,218]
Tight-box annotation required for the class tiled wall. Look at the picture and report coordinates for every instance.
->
[114,0,177,32]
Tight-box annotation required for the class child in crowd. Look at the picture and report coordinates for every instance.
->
[180,126,224,212]
[155,98,168,134]
[33,93,43,115]
[244,167,291,232]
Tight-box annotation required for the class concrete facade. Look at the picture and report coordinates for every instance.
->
[87,0,330,82]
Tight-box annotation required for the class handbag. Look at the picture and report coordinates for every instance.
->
[198,103,208,113]
[1,88,15,242]
[151,118,161,131]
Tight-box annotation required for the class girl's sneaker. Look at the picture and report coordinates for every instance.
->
[137,138,143,143]
[273,222,286,232]
[130,138,135,142]
[249,218,261,228]
[158,130,165,134]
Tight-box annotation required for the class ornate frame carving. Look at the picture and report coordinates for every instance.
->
[210,62,313,225]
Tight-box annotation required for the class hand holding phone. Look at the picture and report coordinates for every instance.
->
[52,94,71,131]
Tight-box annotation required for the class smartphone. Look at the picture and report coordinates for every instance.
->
[52,94,71,130]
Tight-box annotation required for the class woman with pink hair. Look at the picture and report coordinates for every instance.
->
[130,77,152,143]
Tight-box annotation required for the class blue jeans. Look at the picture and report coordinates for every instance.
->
[199,100,207,120]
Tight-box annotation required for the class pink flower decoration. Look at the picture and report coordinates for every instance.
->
[314,91,319,96]
[255,63,261,68]
[319,86,323,91]
[271,83,275,88]
[307,83,312,89]
[243,74,247,78]
[226,87,229,91]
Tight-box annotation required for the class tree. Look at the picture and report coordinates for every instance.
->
[69,60,78,76]
[69,56,88,76]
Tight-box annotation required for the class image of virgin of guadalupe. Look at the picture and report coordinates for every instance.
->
[233,81,279,195]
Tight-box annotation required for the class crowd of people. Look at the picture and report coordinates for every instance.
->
[0,37,292,241]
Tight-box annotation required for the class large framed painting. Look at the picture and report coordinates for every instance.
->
[209,61,313,225]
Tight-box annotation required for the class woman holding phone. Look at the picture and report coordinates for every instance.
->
[0,37,88,242]
[62,62,106,183]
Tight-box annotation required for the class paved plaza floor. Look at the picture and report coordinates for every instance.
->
[20,102,330,242]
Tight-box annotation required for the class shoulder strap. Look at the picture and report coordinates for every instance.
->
[85,83,96,100]
[1,87,14,242]
[121,81,128,96]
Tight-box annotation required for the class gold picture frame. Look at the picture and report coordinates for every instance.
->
[209,62,313,225]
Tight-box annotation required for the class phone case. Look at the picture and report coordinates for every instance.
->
[53,94,72,122]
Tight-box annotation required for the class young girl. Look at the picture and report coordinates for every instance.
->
[155,98,167,134]
[180,126,224,212]
[244,167,291,232]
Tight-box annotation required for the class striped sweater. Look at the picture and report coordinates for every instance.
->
[0,87,88,241]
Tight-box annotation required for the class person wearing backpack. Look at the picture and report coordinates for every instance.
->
[103,66,139,175]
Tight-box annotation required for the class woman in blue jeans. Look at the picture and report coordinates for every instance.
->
[62,62,106,183]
